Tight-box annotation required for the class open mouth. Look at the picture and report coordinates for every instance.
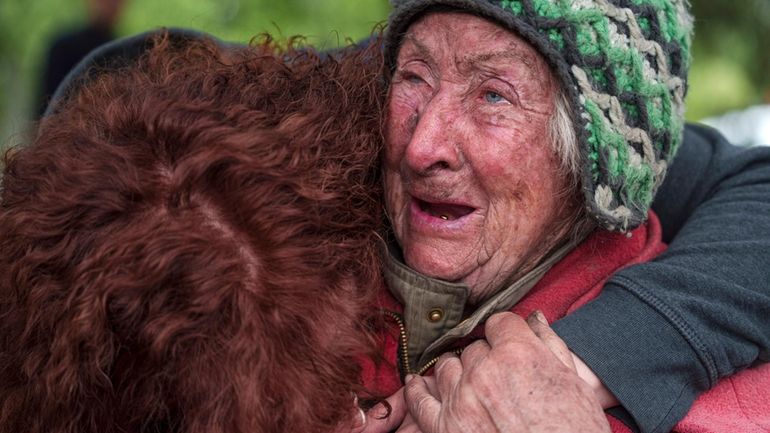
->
[416,199,475,221]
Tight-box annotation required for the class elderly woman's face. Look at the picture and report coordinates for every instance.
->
[384,11,574,301]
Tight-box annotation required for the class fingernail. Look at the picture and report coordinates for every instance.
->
[352,407,366,430]
[369,402,388,420]
[534,310,548,325]
[405,374,416,383]
[350,392,366,430]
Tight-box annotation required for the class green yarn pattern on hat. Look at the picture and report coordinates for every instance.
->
[386,0,693,232]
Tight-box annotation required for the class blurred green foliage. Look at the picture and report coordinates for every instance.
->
[0,0,390,147]
[687,0,770,120]
[1,0,769,146]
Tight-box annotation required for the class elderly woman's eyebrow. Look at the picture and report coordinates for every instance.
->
[456,47,540,80]
[399,34,434,62]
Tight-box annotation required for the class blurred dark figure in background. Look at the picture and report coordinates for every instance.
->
[36,0,126,116]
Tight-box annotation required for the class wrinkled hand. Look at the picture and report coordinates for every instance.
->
[399,312,611,433]
[355,387,407,433]
[353,381,432,433]
[526,311,619,409]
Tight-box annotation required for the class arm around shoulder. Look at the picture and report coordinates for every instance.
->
[553,123,770,433]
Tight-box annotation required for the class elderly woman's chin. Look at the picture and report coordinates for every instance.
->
[398,237,516,300]
[402,241,470,281]
[397,212,579,303]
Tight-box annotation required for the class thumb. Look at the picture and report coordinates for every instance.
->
[526,310,576,371]
[404,374,441,433]
[358,387,408,433]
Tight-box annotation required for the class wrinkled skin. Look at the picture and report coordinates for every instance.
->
[383,11,577,303]
[398,313,610,433]
[357,11,614,433]
[359,313,611,433]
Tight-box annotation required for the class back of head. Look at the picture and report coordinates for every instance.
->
[0,33,385,433]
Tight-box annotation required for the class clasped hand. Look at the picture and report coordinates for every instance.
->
[357,311,611,433]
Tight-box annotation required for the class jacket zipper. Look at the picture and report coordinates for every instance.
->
[384,311,463,377]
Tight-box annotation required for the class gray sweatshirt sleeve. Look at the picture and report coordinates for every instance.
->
[553,123,770,433]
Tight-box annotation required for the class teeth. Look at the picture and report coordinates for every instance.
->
[416,198,470,221]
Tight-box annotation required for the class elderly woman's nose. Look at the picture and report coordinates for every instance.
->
[404,100,463,174]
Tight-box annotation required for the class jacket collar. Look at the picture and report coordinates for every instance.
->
[382,234,585,371]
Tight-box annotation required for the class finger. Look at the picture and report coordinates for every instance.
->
[404,375,441,433]
[433,352,463,400]
[459,339,491,370]
[395,412,424,433]
[359,388,407,433]
[571,353,620,409]
[526,310,576,370]
[422,374,439,397]
[350,393,368,432]
[484,312,531,348]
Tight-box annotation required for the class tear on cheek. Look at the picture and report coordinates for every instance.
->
[386,101,420,137]
[407,112,419,135]
[509,180,528,202]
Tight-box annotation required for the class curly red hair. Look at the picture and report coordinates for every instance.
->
[0,33,385,433]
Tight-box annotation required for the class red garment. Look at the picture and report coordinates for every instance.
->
[675,365,770,432]
[361,212,770,432]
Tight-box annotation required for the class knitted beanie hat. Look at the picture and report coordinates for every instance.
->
[384,0,693,232]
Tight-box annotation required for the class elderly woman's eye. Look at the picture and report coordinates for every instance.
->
[403,72,425,84]
[484,91,508,104]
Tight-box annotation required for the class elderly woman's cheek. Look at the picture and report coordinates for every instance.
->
[386,102,418,156]
[478,110,517,128]
[388,84,423,128]
[470,111,546,162]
